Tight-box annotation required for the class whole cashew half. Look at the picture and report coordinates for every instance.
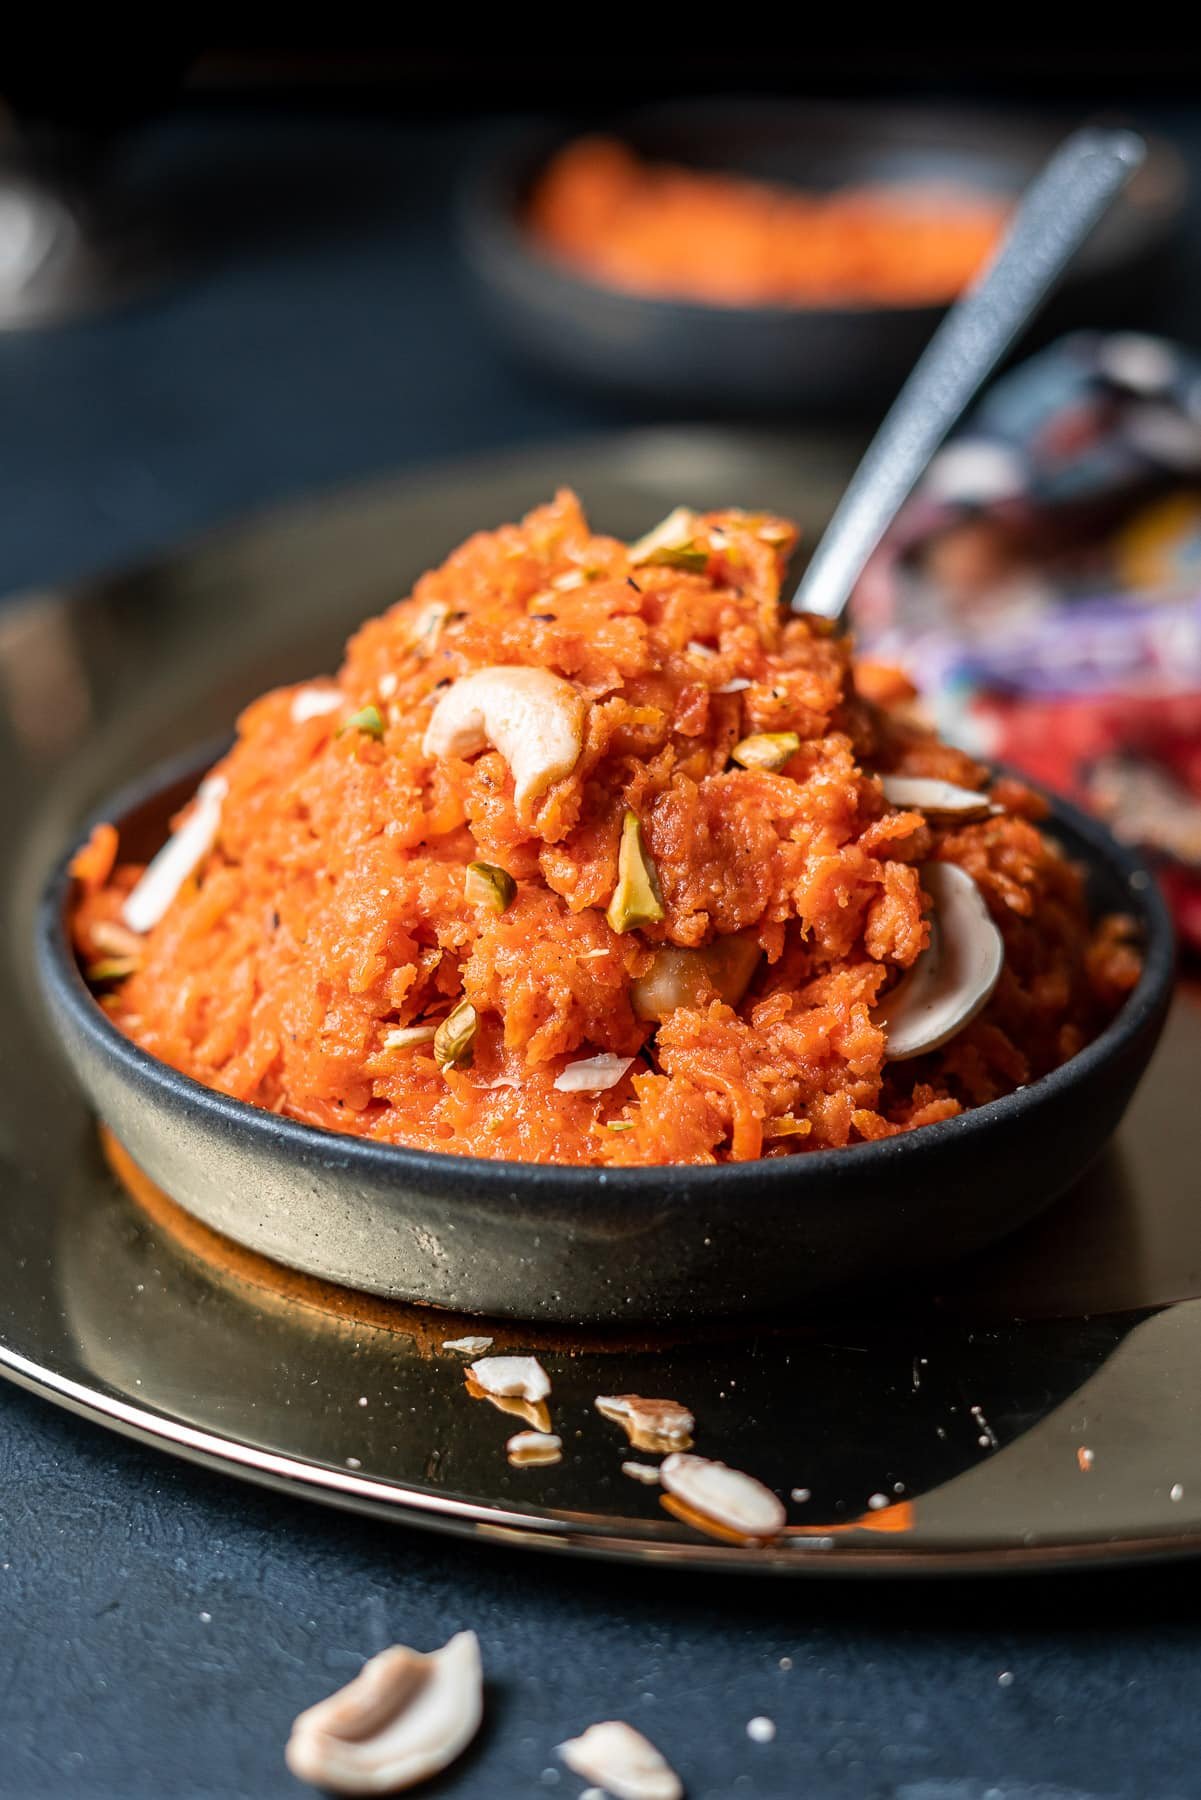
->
[422,665,586,816]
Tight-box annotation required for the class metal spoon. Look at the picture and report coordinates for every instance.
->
[792,126,1146,622]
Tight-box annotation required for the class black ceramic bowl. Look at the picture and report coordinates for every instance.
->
[460,101,1184,416]
[37,745,1174,1326]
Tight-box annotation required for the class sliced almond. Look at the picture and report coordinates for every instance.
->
[554,1053,635,1094]
[621,1461,663,1485]
[595,1395,695,1454]
[879,775,997,822]
[468,1355,550,1404]
[441,1335,494,1355]
[121,774,227,934]
[506,1429,563,1467]
[290,685,344,724]
[630,931,760,1023]
[875,862,1004,1061]
[659,1453,785,1540]
[559,1721,683,1800]
[466,1384,550,1433]
[285,1631,483,1795]
[383,1024,439,1049]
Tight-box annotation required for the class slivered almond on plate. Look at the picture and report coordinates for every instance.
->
[466,1354,552,1432]
[468,1355,550,1403]
[595,1394,694,1453]
[506,1430,562,1467]
[621,1461,662,1485]
[659,1453,786,1542]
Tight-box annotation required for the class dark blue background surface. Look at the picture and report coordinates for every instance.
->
[3,107,1201,1800]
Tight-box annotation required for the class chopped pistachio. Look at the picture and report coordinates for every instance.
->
[434,1000,477,1071]
[464,861,516,914]
[606,809,665,934]
[628,506,708,573]
[339,704,385,741]
[731,731,801,773]
[606,1119,636,1133]
[86,956,139,984]
[646,545,709,573]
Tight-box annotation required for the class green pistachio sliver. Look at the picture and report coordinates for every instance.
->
[434,999,478,1071]
[642,545,709,573]
[731,731,801,773]
[86,956,139,985]
[606,1119,636,1133]
[606,809,665,935]
[464,861,516,914]
[339,704,385,741]
[628,506,708,573]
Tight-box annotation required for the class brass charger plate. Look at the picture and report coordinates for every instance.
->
[4,430,1201,1574]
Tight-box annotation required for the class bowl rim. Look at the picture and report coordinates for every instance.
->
[36,740,1177,1197]
[459,100,1184,329]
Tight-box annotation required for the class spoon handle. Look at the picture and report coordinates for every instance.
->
[791,126,1146,621]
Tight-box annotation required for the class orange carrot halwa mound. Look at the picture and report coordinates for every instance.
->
[529,137,1008,309]
[72,493,1139,1167]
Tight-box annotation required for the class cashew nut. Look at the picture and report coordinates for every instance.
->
[285,1631,483,1795]
[874,862,1004,1060]
[422,665,585,815]
[630,930,761,1022]
[559,1721,684,1800]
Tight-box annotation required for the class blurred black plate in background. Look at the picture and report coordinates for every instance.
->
[461,101,1186,415]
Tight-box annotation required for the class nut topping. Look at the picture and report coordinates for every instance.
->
[285,1631,483,1794]
[559,1721,683,1800]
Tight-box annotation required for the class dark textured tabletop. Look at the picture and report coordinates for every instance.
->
[4,104,1201,1800]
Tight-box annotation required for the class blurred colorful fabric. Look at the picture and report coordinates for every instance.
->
[855,330,1201,951]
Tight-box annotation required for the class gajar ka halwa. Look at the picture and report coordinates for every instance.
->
[70,494,1140,1167]
[528,137,1009,309]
